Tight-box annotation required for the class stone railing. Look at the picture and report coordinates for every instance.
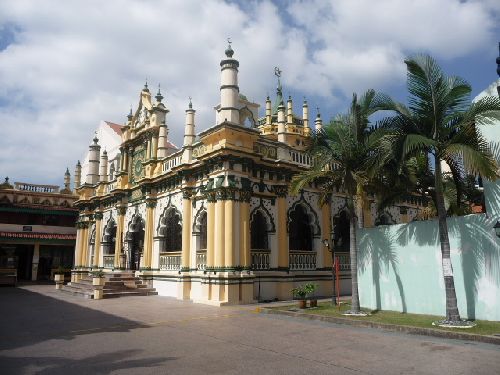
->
[289,150,312,167]
[335,252,351,271]
[289,250,316,271]
[159,251,181,271]
[162,154,182,173]
[196,250,206,270]
[106,181,117,193]
[103,255,114,269]
[251,249,270,270]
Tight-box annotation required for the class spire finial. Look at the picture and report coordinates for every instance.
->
[316,107,321,118]
[65,167,70,175]
[128,105,133,120]
[188,96,192,109]
[225,37,234,58]
[93,131,99,144]
[155,84,163,102]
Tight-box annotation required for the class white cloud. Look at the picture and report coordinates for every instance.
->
[0,0,498,185]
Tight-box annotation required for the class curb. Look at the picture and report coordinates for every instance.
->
[258,308,500,346]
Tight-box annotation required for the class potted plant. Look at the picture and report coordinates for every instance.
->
[291,285,308,309]
[54,266,66,289]
[90,270,105,286]
[304,283,319,307]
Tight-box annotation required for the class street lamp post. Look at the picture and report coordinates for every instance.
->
[323,239,337,305]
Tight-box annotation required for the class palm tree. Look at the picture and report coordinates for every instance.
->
[291,89,391,315]
[381,54,500,324]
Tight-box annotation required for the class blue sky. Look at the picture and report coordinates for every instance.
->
[0,0,499,186]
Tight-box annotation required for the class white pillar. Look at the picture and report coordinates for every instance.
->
[100,150,108,183]
[31,243,40,281]
[218,42,240,125]
[303,100,309,128]
[74,161,81,190]
[157,123,169,158]
[277,102,286,143]
[86,136,100,185]
[315,112,323,131]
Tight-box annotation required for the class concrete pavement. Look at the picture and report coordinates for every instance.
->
[0,285,499,374]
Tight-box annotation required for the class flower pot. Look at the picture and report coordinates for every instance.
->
[298,299,307,309]
[309,299,318,308]
[54,274,64,289]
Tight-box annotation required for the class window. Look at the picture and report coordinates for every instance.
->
[288,205,313,251]
[159,208,182,252]
[251,210,269,250]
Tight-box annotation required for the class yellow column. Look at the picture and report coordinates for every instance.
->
[80,224,90,268]
[224,198,234,268]
[114,208,126,268]
[143,201,156,268]
[93,214,103,268]
[182,191,192,270]
[322,203,332,267]
[74,226,82,267]
[277,194,288,268]
[206,196,215,269]
[239,192,251,268]
[214,194,225,268]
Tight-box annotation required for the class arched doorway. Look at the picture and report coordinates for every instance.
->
[126,215,144,270]
[333,210,350,252]
[157,207,182,252]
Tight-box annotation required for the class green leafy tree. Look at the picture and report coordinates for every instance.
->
[291,89,390,314]
[381,55,500,324]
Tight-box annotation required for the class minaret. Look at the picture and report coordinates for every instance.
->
[100,150,108,183]
[218,39,239,125]
[74,160,81,190]
[265,96,271,125]
[277,99,286,143]
[86,135,101,185]
[315,110,323,131]
[63,168,71,191]
[157,121,169,158]
[184,98,196,147]
[302,99,309,128]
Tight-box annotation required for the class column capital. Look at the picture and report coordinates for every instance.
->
[273,185,288,198]
[146,199,157,208]
[239,190,251,203]
[182,188,194,200]
[117,206,127,216]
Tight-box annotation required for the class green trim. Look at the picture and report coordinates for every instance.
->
[0,206,77,216]
[0,238,75,245]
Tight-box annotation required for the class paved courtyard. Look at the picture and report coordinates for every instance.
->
[0,285,499,375]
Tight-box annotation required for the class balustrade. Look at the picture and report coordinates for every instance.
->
[159,252,181,271]
[251,250,270,270]
[103,255,114,269]
[335,252,351,271]
[289,250,316,270]
[162,154,182,173]
[196,251,206,270]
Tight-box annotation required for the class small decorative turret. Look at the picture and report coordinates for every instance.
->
[183,97,196,147]
[157,121,169,158]
[86,135,101,185]
[100,150,108,183]
[277,99,286,143]
[265,95,272,125]
[314,109,323,131]
[0,177,13,189]
[127,106,133,123]
[155,84,163,103]
[303,98,309,128]
[287,96,293,124]
[109,162,115,181]
[74,161,81,190]
[63,168,71,191]
[218,38,240,125]
[143,79,149,92]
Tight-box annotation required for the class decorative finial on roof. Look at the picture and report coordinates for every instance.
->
[156,84,163,102]
[127,105,133,120]
[0,177,13,189]
[77,160,81,167]
[316,107,321,118]
[303,96,307,105]
[188,96,192,109]
[143,79,149,92]
[93,131,99,144]
[103,149,107,156]
[65,167,70,175]
[225,37,234,58]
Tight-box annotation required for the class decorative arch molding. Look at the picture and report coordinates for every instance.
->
[126,212,145,240]
[156,203,183,237]
[287,196,321,237]
[249,201,276,233]
[102,217,117,242]
[192,203,207,234]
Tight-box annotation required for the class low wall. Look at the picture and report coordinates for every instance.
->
[358,213,500,321]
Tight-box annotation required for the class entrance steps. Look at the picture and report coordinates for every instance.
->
[61,271,157,299]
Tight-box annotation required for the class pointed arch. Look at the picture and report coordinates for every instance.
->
[287,198,320,252]
[239,106,256,128]
[192,204,207,251]
[102,217,117,255]
[287,197,321,236]
[157,205,182,252]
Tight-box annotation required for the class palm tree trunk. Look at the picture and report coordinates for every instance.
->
[434,158,461,322]
[349,199,361,313]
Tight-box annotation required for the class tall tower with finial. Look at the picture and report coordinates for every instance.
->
[63,168,71,192]
[74,161,81,191]
[217,38,240,125]
[86,134,101,185]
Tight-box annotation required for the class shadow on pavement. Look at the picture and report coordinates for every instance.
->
[0,349,175,375]
[0,287,148,351]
